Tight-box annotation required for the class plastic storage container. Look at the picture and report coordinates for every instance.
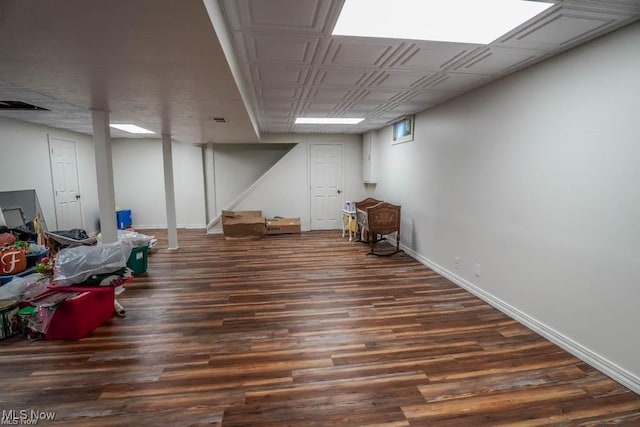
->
[116,209,132,229]
[126,245,148,276]
[30,287,115,340]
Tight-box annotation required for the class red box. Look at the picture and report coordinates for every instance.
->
[29,287,114,340]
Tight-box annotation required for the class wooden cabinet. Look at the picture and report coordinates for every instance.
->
[362,131,376,184]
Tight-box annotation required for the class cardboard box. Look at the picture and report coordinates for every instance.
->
[221,210,265,238]
[266,217,301,235]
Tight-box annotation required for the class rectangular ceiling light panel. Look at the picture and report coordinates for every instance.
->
[295,117,364,124]
[332,0,554,44]
[110,124,155,134]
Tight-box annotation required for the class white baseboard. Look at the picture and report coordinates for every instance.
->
[392,239,640,395]
[133,224,207,230]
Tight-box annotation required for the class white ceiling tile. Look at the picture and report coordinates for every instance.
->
[517,14,613,46]
[2,0,639,139]
[255,65,310,86]
[359,89,401,103]
[452,47,543,75]
[249,36,319,64]
[310,87,354,100]
[426,72,491,91]
[261,98,297,110]
[373,71,436,89]
[313,69,372,87]
[324,39,405,67]
[300,100,341,113]
[260,87,301,98]
[261,109,294,119]
[393,43,477,71]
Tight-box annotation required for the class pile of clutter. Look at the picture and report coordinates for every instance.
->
[0,226,155,341]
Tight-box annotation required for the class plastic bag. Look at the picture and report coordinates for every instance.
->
[0,273,50,301]
[53,241,133,286]
[97,230,156,248]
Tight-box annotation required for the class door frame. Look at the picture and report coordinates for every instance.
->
[48,134,85,231]
[307,142,345,230]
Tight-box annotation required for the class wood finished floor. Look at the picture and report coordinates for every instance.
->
[1,229,639,426]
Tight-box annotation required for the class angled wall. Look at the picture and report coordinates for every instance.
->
[208,134,364,232]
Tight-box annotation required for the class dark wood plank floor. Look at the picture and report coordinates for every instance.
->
[1,229,639,426]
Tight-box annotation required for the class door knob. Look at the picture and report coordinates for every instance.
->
[337,190,341,194]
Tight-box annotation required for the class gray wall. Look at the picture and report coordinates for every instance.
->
[367,22,640,388]
[0,117,99,233]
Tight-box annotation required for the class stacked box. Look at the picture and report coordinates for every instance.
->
[221,210,265,238]
[266,218,301,235]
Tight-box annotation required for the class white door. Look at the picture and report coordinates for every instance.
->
[49,136,83,230]
[310,144,343,230]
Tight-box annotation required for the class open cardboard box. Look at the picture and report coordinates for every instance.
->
[221,210,265,238]
[266,217,301,235]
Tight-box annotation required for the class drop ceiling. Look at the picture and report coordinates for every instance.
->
[0,0,639,142]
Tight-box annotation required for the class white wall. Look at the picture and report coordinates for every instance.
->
[112,138,206,228]
[0,117,99,233]
[367,22,640,389]
[233,134,365,230]
[212,143,293,214]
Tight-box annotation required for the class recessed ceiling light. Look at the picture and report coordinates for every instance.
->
[109,124,155,134]
[333,0,554,44]
[295,117,364,124]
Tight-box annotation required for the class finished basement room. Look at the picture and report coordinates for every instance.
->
[0,0,639,425]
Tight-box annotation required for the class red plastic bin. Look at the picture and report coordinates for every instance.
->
[30,286,115,340]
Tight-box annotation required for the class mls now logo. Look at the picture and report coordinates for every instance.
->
[1,410,56,425]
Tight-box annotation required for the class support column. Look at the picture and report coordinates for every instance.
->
[91,109,118,243]
[202,143,217,226]
[162,134,179,250]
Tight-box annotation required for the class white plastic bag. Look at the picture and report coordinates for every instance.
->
[53,241,133,286]
[0,273,49,300]
[97,230,156,248]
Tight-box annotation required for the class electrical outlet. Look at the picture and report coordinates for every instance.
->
[454,256,460,269]
[474,263,481,277]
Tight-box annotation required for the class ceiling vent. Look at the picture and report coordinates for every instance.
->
[0,101,49,111]
[211,117,227,123]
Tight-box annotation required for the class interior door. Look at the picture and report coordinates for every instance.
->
[309,144,343,230]
[49,136,83,230]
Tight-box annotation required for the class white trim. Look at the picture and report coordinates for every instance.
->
[387,236,640,395]
[134,224,206,230]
